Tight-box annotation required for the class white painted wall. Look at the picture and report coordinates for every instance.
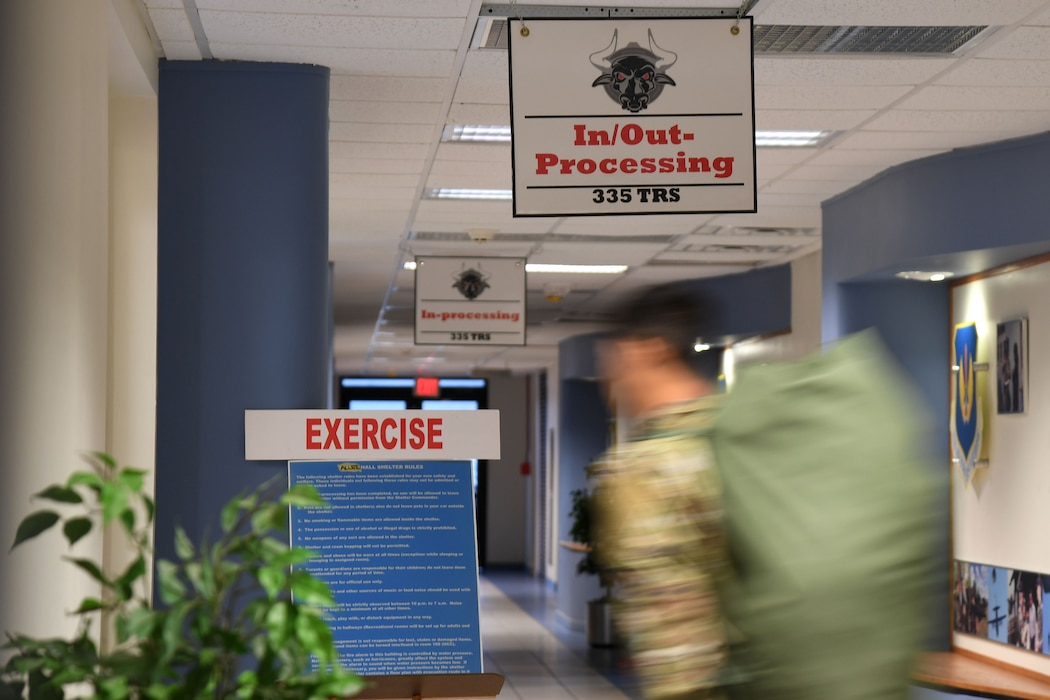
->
[951,259,1050,675]
[0,0,110,639]
[104,94,158,640]
[484,374,529,565]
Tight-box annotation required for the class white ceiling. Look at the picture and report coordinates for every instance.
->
[137,0,1050,376]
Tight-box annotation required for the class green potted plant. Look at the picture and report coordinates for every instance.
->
[0,452,364,700]
[568,488,615,648]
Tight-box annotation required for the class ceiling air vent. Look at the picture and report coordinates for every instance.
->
[476,18,509,50]
[755,25,988,55]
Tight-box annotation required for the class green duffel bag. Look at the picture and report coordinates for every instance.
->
[712,331,942,700]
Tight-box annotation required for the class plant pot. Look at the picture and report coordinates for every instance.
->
[586,598,616,647]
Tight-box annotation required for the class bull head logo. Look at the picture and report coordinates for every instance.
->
[589,29,678,113]
[452,266,490,300]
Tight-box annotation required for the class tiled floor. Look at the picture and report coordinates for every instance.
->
[477,570,972,700]
[479,572,635,700]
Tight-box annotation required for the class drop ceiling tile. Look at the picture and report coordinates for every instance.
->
[209,44,456,78]
[447,102,511,125]
[199,11,466,50]
[787,163,887,182]
[161,40,202,61]
[332,173,421,189]
[936,58,1050,86]
[460,50,509,81]
[708,207,822,229]
[758,192,829,207]
[975,26,1050,60]
[754,57,954,86]
[330,186,418,201]
[425,171,512,189]
[803,148,944,167]
[865,109,1050,132]
[624,264,753,285]
[755,162,794,180]
[331,141,429,160]
[434,143,511,162]
[527,242,669,265]
[897,85,1050,111]
[331,100,442,125]
[331,158,426,175]
[428,159,510,180]
[148,8,196,41]
[453,78,510,104]
[406,241,534,257]
[551,214,710,236]
[755,147,819,165]
[145,0,183,8]
[835,130,1018,150]
[197,0,472,15]
[330,75,447,103]
[755,84,912,110]
[756,109,875,131]
[753,0,1045,26]
[329,122,435,144]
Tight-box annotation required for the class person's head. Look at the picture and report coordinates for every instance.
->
[598,283,718,417]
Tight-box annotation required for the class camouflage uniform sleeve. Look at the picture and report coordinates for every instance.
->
[593,435,727,700]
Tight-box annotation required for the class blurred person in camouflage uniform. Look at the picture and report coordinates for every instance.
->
[592,284,729,700]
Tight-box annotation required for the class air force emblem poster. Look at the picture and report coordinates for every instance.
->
[951,322,983,484]
[508,17,756,216]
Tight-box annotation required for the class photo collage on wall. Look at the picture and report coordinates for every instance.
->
[954,560,1050,654]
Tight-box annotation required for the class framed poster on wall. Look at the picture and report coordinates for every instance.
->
[996,317,1028,414]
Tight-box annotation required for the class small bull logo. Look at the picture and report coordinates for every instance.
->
[590,29,678,113]
[452,267,490,300]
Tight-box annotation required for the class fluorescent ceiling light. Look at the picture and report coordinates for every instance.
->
[895,270,955,282]
[443,125,512,143]
[693,342,712,353]
[755,130,830,147]
[424,188,513,201]
[403,261,626,274]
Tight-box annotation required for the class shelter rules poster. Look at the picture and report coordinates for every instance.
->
[289,460,483,675]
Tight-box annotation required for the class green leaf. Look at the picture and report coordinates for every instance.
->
[143,495,155,525]
[67,471,103,492]
[174,526,194,560]
[33,485,82,504]
[117,468,146,494]
[66,557,111,587]
[62,517,92,547]
[11,511,60,550]
[117,507,135,535]
[98,674,129,700]
[251,504,285,534]
[86,451,117,470]
[294,613,332,656]
[220,499,239,533]
[265,602,293,648]
[280,484,327,508]
[270,547,315,568]
[72,597,106,614]
[289,572,335,607]
[99,482,128,526]
[115,555,146,601]
[258,566,284,600]
[156,560,186,606]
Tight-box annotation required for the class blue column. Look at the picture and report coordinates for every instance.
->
[155,61,330,564]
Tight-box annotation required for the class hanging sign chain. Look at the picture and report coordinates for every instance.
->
[510,0,529,37]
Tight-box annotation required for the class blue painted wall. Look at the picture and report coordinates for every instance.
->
[155,61,330,569]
